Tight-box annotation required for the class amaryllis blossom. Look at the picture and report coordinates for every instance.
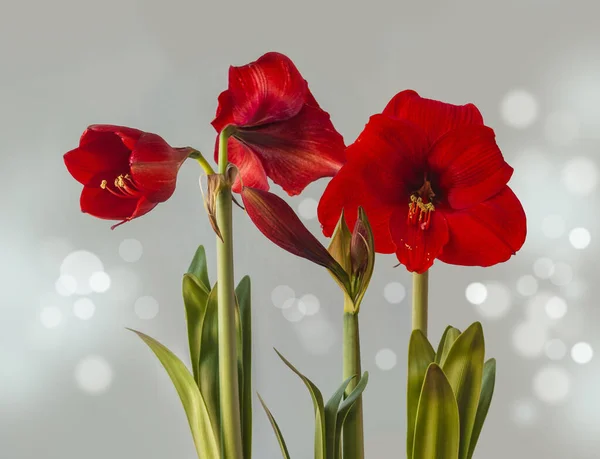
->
[64,125,192,229]
[211,52,346,196]
[318,90,527,273]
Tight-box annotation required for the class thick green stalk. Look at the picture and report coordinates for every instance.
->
[412,271,429,337]
[342,306,364,459]
[216,128,244,458]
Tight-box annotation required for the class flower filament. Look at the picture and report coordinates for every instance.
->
[407,180,436,230]
[100,174,142,198]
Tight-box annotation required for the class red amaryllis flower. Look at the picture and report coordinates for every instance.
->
[64,125,191,229]
[318,90,526,273]
[211,52,346,196]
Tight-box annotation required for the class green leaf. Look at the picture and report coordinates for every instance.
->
[467,358,496,459]
[274,349,326,459]
[236,276,253,459]
[187,245,211,292]
[407,330,436,459]
[129,329,220,458]
[258,394,291,459]
[435,325,461,365]
[324,375,356,459]
[182,274,210,385]
[335,372,369,459]
[412,363,460,459]
[441,322,485,459]
[198,284,220,430]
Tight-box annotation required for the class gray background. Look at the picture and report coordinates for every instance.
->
[1,0,599,457]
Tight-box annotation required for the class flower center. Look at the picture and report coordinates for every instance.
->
[407,180,436,230]
[100,174,142,198]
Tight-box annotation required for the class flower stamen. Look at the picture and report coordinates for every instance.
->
[100,174,142,198]
[407,180,436,230]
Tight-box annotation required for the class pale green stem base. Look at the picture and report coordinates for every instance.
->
[412,271,429,336]
[342,310,364,459]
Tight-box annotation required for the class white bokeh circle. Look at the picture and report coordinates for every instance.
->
[134,296,159,320]
[500,89,538,128]
[75,356,113,395]
[383,282,406,304]
[532,365,570,404]
[375,348,397,370]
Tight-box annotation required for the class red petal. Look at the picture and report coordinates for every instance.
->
[211,90,236,133]
[228,52,308,127]
[428,125,513,209]
[80,187,138,219]
[64,132,130,187]
[242,187,341,272]
[317,158,396,254]
[382,90,484,145]
[227,138,269,193]
[438,187,526,267]
[129,133,189,201]
[233,102,346,196]
[347,114,429,203]
[389,209,449,273]
[84,125,143,150]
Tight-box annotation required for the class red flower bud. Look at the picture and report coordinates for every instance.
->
[241,187,349,287]
[64,125,192,229]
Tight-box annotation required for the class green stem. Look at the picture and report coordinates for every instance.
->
[216,128,243,458]
[188,148,216,175]
[412,271,429,337]
[342,307,364,459]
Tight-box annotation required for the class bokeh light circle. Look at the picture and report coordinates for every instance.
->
[500,89,539,128]
[532,365,570,404]
[569,228,591,249]
[561,157,598,196]
[271,285,295,309]
[73,298,95,320]
[375,348,397,370]
[383,282,406,304]
[545,339,567,361]
[134,296,159,320]
[571,342,593,364]
[119,239,143,262]
[465,282,487,305]
[75,356,113,395]
[40,306,62,329]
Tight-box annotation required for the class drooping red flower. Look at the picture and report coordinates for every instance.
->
[318,90,526,273]
[211,52,346,196]
[64,125,191,229]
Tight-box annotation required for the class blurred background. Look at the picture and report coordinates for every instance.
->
[1,0,599,457]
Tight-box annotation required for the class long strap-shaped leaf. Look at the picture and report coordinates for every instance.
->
[324,376,356,459]
[467,358,496,459]
[258,393,291,459]
[182,274,210,386]
[274,349,327,459]
[335,372,369,459]
[412,363,460,459]
[130,330,220,458]
[442,322,485,459]
[407,330,435,459]
[435,325,461,366]
[236,276,253,459]
[198,285,221,431]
